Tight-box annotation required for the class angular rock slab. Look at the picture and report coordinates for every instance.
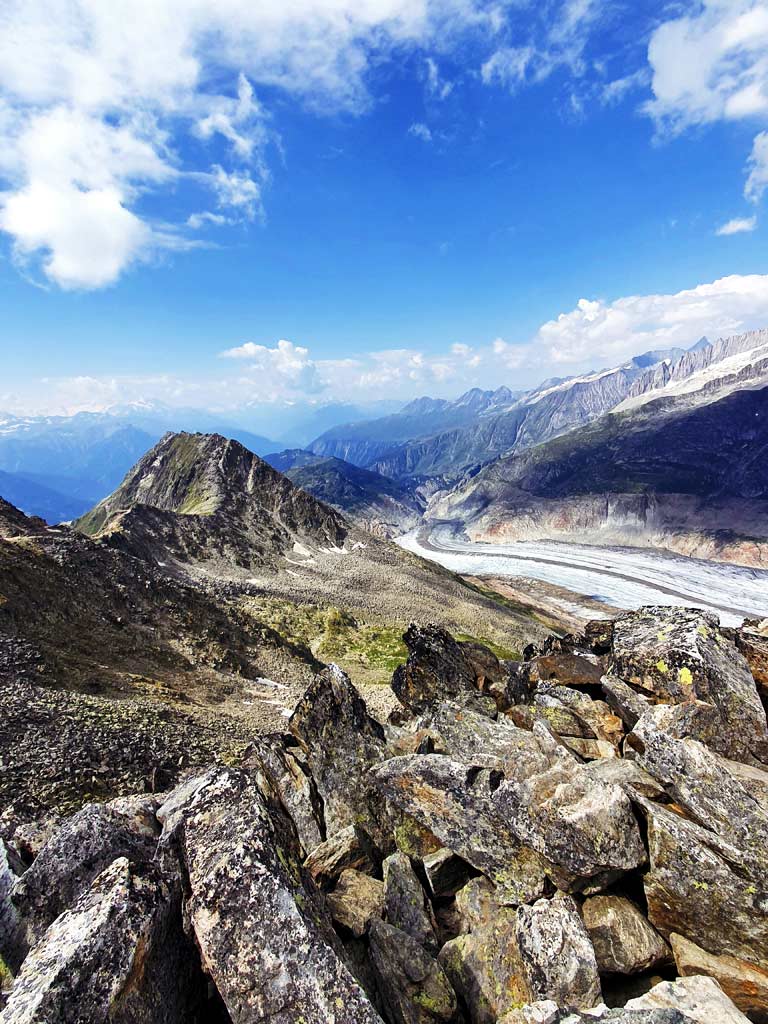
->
[162,766,383,1024]
[671,932,768,1024]
[371,755,546,904]
[627,708,768,874]
[1,857,201,1023]
[625,975,751,1023]
[9,798,159,963]
[610,606,768,764]
[383,852,438,952]
[582,895,669,975]
[290,664,390,842]
[368,919,457,1024]
[640,798,768,967]
[492,762,646,887]
[246,733,324,855]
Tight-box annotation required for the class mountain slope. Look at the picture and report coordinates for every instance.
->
[430,383,768,566]
[264,449,423,537]
[0,470,92,523]
[74,432,544,655]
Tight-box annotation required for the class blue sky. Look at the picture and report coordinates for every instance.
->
[1,0,768,416]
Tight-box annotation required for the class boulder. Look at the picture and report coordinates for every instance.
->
[670,932,768,1023]
[420,702,561,777]
[534,686,623,746]
[304,825,378,890]
[368,919,457,1024]
[515,893,602,1010]
[0,857,204,1023]
[627,708,768,874]
[438,907,528,1024]
[327,869,384,938]
[582,895,670,975]
[640,798,768,966]
[391,624,491,714]
[625,975,751,1023]
[383,852,438,952]
[161,766,383,1024]
[0,843,21,982]
[581,758,665,800]
[290,664,389,842]
[8,798,159,964]
[492,762,646,888]
[371,755,547,904]
[610,607,768,764]
[528,650,606,688]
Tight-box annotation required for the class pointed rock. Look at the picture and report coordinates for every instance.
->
[290,664,389,842]
[391,624,493,714]
[383,852,438,952]
[161,766,382,1024]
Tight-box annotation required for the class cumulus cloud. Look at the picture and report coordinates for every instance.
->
[716,215,758,235]
[532,274,768,366]
[0,0,503,290]
[220,338,324,394]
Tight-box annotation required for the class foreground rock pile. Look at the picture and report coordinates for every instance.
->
[1,606,768,1023]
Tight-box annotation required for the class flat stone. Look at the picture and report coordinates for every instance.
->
[625,975,751,1023]
[671,932,768,1023]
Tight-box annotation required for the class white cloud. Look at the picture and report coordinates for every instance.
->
[645,2,768,207]
[533,273,768,366]
[746,130,768,202]
[645,1,768,131]
[220,338,324,393]
[481,46,533,88]
[0,0,503,290]
[425,57,454,100]
[408,122,433,142]
[716,215,758,235]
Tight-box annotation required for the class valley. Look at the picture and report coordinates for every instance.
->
[399,523,768,627]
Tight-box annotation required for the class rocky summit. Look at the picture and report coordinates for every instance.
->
[1,604,768,1023]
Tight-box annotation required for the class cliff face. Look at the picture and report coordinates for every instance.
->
[431,385,768,566]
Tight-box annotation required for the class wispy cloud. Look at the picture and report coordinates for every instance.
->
[716,216,757,237]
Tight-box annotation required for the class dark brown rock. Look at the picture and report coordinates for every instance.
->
[582,895,670,975]
[327,869,384,938]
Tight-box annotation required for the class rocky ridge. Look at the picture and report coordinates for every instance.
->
[2,604,768,1022]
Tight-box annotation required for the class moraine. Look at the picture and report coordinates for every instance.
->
[398,524,768,626]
